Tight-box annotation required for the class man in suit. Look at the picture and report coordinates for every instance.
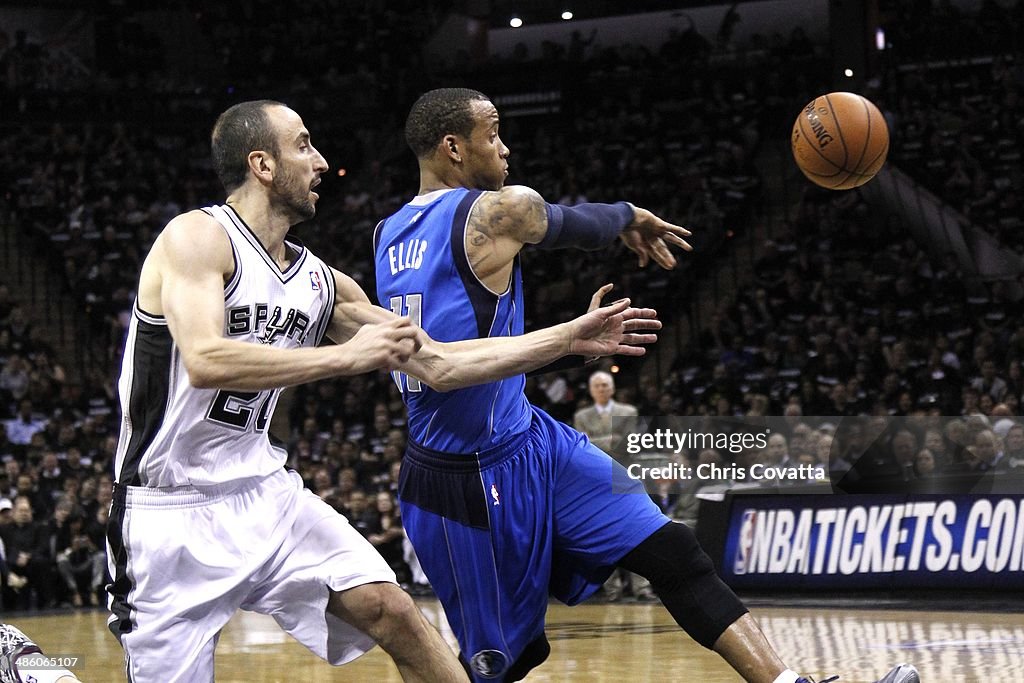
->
[573,371,639,458]
[573,371,652,601]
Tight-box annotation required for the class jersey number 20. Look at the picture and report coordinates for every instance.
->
[207,390,273,431]
[389,293,423,393]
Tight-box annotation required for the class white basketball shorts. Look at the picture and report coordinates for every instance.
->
[106,468,396,682]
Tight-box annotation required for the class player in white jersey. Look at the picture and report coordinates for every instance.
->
[106,99,662,683]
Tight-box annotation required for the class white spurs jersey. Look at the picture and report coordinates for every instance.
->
[114,204,337,488]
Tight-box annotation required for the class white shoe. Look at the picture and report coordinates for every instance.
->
[0,623,43,683]
[874,664,920,683]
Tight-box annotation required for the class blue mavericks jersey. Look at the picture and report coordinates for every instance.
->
[374,188,531,453]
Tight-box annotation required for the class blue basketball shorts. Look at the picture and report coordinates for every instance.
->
[398,405,668,681]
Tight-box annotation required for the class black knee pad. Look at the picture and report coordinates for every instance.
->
[618,521,748,649]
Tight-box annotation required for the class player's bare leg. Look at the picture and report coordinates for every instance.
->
[711,614,920,683]
[712,613,788,683]
[328,583,468,682]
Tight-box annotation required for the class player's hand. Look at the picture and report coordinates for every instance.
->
[567,297,661,357]
[341,317,421,372]
[620,205,692,269]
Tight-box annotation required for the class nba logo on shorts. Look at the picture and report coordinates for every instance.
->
[309,271,322,291]
[734,509,757,575]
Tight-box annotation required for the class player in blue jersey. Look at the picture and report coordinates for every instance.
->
[373,88,920,683]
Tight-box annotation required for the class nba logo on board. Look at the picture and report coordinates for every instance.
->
[309,271,322,291]
[491,483,500,506]
[734,509,757,575]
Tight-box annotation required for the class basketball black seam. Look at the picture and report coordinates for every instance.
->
[802,167,845,179]
[836,139,890,179]
[850,95,872,174]
[824,93,851,170]
[829,170,855,189]
[860,138,890,176]
[796,99,846,173]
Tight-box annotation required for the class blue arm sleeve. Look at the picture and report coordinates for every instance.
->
[538,201,635,251]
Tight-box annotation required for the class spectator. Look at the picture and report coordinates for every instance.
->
[890,429,919,481]
[5,399,47,447]
[366,491,409,585]
[0,354,31,403]
[0,496,53,609]
[573,370,639,457]
[55,508,103,608]
[966,428,1007,472]
[47,498,80,605]
[913,448,938,479]
[344,489,374,537]
[1003,424,1024,472]
[764,433,795,470]
[36,451,65,514]
[972,359,1009,403]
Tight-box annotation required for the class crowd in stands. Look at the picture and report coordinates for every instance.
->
[2,1,1024,609]
[879,50,1024,253]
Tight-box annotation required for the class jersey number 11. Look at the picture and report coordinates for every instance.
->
[389,293,423,394]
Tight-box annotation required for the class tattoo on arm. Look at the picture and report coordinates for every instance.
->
[468,187,548,248]
[470,230,488,246]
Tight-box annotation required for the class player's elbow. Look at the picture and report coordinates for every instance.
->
[180,348,222,389]
[185,361,220,389]
[411,367,455,393]
[405,342,460,392]
[428,372,457,393]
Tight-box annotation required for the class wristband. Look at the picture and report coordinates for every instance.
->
[539,201,635,251]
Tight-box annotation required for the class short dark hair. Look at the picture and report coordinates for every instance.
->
[211,100,286,192]
[405,88,490,158]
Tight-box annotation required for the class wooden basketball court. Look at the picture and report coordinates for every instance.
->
[8,599,1022,681]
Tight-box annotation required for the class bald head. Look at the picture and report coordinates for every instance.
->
[589,371,615,406]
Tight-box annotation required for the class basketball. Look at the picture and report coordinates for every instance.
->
[791,92,889,190]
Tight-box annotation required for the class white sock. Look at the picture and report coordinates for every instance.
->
[772,670,801,683]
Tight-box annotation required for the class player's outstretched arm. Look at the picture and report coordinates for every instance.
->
[466,185,693,279]
[329,271,660,392]
[153,213,419,391]
[409,295,660,391]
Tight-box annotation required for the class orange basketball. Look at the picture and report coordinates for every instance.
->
[791,92,889,190]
